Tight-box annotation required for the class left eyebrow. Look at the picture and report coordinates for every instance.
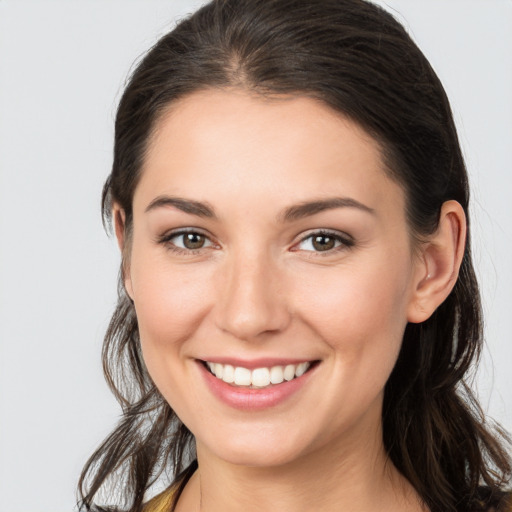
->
[279,197,375,223]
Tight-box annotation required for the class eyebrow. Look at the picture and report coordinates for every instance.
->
[144,195,375,221]
[145,196,217,218]
[279,197,375,222]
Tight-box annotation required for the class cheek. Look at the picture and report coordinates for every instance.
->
[294,266,409,427]
[128,246,215,358]
[298,262,410,334]
[129,255,216,417]
[296,256,411,376]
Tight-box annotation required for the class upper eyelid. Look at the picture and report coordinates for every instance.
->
[158,227,353,248]
[300,228,352,238]
[159,227,212,240]
[295,229,354,244]
[291,231,354,258]
[158,229,216,254]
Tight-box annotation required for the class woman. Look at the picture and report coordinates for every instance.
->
[78,0,511,511]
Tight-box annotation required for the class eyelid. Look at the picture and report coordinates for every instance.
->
[292,229,355,254]
[156,227,354,256]
[157,227,218,254]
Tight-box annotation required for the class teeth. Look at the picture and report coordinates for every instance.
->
[269,365,284,384]
[234,367,252,386]
[295,362,309,377]
[284,364,295,381]
[251,368,270,387]
[222,364,235,383]
[205,361,312,388]
[214,363,224,379]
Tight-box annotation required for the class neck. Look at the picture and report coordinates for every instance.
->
[177,415,426,512]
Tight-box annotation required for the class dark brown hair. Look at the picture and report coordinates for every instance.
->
[78,1,511,511]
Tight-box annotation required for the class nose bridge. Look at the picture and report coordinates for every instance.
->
[215,245,290,341]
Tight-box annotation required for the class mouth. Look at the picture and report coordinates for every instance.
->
[201,360,319,389]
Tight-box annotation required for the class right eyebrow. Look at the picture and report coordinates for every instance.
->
[144,195,217,218]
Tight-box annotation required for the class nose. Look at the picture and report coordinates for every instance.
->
[214,251,291,341]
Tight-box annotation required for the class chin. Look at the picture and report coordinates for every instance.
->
[195,428,300,468]
[209,445,302,469]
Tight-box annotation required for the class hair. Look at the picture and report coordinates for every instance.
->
[78,1,511,511]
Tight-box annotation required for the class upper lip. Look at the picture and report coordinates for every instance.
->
[197,357,318,369]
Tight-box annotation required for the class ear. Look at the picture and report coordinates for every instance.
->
[407,200,466,323]
[112,203,134,300]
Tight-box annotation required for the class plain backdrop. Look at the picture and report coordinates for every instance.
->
[0,1,511,511]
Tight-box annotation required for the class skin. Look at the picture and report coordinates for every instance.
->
[114,89,465,511]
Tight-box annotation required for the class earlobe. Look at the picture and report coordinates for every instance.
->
[407,200,466,324]
[112,204,134,300]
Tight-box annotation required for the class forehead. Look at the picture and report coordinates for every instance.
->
[135,88,404,220]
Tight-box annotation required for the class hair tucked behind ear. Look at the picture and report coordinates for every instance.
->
[78,1,511,511]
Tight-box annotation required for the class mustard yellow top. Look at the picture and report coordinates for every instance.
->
[143,488,176,512]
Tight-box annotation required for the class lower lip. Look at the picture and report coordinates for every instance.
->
[197,361,316,411]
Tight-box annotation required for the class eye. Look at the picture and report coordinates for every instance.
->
[295,230,354,253]
[158,229,215,253]
[174,232,211,250]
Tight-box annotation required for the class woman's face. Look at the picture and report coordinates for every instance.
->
[123,89,425,467]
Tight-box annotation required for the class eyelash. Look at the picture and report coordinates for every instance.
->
[294,230,355,256]
[157,229,215,256]
[157,229,355,256]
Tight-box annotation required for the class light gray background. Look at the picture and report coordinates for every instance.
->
[0,1,510,511]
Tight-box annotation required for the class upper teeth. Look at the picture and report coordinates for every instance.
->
[206,361,311,388]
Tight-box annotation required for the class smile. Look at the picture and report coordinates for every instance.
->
[204,361,313,388]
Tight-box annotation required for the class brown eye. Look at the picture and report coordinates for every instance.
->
[182,232,206,249]
[296,231,354,254]
[160,230,214,253]
[312,235,336,251]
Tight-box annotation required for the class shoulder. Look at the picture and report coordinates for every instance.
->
[142,487,176,512]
